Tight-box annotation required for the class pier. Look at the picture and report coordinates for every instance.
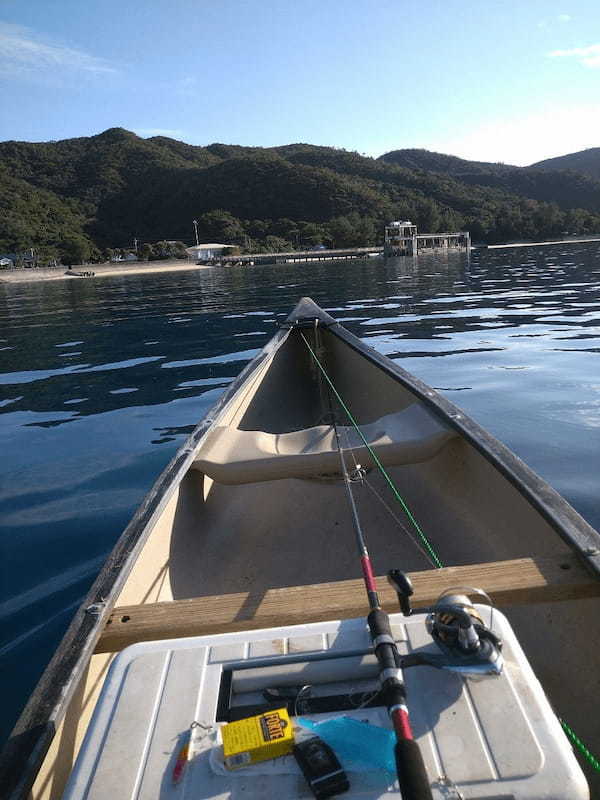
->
[217,246,383,266]
[214,222,471,266]
[186,220,473,267]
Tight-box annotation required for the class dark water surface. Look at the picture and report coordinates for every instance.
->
[1,246,600,746]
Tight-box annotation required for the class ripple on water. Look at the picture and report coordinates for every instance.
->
[162,349,259,368]
[0,396,23,407]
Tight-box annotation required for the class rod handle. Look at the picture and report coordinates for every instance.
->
[395,739,433,800]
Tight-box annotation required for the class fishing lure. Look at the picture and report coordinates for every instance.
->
[172,733,191,785]
[172,721,210,784]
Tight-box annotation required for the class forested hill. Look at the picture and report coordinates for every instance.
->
[2,128,600,264]
[379,149,517,175]
[379,149,600,214]
[531,148,600,180]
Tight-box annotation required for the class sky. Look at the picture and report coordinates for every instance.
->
[1,0,599,165]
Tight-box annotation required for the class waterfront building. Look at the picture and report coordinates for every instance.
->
[384,221,470,256]
[185,243,239,263]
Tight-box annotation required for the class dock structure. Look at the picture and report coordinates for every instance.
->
[384,220,470,256]
[217,246,383,266]
[209,222,470,267]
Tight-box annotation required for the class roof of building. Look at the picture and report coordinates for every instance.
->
[185,243,232,252]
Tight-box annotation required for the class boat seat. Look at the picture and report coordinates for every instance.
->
[192,403,457,484]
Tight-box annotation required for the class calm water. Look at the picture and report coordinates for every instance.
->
[1,246,600,746]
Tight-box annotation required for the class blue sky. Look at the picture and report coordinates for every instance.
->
[1,0,599,164]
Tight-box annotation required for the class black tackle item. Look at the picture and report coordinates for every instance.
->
[293,734,350,799]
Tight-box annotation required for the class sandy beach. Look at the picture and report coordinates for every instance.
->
[0,260,211,284]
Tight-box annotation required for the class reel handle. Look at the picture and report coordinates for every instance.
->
[387,569,414,616]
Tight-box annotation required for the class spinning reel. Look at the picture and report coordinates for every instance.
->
[387,572,504,676]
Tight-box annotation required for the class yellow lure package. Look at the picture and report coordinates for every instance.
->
[222,707,294,770]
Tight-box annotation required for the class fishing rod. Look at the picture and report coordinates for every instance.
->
[299,323,503,797]
[325,381,433,800]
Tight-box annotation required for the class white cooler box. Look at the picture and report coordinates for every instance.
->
[63,607,588,799]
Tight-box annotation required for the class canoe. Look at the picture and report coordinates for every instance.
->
[2,296,600,799]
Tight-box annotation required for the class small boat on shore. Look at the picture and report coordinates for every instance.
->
[2,297,599,799]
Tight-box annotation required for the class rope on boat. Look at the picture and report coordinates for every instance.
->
[301,328,600,781]
[300,331,444,568]
[560,719,600,774]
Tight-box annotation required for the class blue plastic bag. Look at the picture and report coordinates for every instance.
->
[297,716,396,772]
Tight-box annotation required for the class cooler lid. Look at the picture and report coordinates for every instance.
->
[63,608,588,799]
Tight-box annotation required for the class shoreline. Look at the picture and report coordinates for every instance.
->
[484,236,600,250]
[3,235,600,284]
[0,260,211,284]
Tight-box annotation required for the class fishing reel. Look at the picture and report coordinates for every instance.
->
[387,572,503,676]
[425,587,503,675]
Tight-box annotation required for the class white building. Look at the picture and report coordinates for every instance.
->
[386,220,417,238]
[384,219,470,256]
[110,253,138,262]
[185,243,234,263]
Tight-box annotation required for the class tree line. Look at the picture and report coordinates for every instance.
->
[2,129,600,266]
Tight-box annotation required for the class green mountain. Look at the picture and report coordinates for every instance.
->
[2,129,600,263]
[531,148,600,180]
[379,149,516,175]
[380,148,600,213]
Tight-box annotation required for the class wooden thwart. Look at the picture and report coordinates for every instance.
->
[96,552,600,653]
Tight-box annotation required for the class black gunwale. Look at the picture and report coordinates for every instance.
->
[2,296,599,799]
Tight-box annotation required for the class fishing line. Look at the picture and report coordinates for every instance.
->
[338,421,437,569]
[300,330,443,569]
[362,477,439,570]
[323,361,373,586]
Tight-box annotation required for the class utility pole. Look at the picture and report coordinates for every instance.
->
[193,219,199,247]
[133,237,138,253]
